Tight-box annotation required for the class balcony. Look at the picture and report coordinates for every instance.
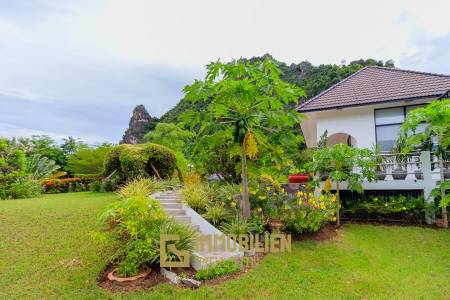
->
[322,151,448,200]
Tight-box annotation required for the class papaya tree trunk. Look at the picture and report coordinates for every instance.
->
[438,152,448,228]
[336,181,341,227]
[241,142,251,218]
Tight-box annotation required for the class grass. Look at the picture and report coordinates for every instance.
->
[1,192,449,299]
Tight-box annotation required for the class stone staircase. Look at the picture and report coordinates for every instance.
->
[153,190,243,270]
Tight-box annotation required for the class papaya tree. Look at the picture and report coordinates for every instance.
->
[182,58,305,218]
[397,99,450,228]
[311,143,376,226]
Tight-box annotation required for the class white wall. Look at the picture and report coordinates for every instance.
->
[316,107,374,148]
[305,98,433,149]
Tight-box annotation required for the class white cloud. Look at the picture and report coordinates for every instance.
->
[64,0,450,68]
[0,0,449,142]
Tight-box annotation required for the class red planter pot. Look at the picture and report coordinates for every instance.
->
[288,174,309,183]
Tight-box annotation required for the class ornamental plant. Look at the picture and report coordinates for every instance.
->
[249,174,337,234]
[282,190,337,234]
[396,99,450,228]
[96,184,196,276]
[182,58,305,218]
[311,143,376,226]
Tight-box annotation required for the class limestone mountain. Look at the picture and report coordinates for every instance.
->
[120,105,158,144]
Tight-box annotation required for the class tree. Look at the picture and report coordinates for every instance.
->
[397,99,450,228]
[182,58,305,218]
[0,138,27,199]
[25,154,60,180]
[160,56,395,124]
[144,123,194,153]
[66,144,112,175]
[311,143,375,226]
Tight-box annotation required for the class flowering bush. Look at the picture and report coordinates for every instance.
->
[42,178,86,193]
[249,174,337,234]
[282,190,337,234]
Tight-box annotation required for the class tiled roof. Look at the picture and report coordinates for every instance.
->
[298,66,450,112]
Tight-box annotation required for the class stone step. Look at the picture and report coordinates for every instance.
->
[158,199,181,203]
[151,191,243,271]
[165,209,186,216]
[155,196,180,200]
[160,203,182,209]
[173,215,191,224]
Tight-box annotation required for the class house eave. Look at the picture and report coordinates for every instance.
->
[297,94,442,113]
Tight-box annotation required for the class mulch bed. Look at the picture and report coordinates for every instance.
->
[97,227,340,293]
[97,264,168,293]
[293,224,338,242]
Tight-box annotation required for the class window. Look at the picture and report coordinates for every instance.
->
[374,104,426,152]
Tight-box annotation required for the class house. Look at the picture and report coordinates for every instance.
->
[297,66,450,222]
[298,66,450,150]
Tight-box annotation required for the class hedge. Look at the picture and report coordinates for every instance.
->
[103,143,177,183]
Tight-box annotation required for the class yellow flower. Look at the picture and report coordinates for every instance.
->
[384,203,388,207]
[297,200,303,206]
[284,206,289,211]
[319,195,324,201]
[250,190,257,195]
[257,207,262,213]
[332,216,337,222]
[324,179,332,192]
[230,201,237,208]
[296,191,302,197]
[266,186,271,191]
[258,195,267,200]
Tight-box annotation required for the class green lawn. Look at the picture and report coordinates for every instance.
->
[1,192,449,299]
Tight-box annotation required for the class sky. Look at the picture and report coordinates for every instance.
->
[1,0,449,144]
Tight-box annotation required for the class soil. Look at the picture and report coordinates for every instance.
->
[97,264,168,293]
[294,224,338,242]
[96,225,339,293]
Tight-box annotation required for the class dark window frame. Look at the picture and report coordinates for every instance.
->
[374,103,428,151]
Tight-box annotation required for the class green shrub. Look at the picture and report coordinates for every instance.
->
[181,184,210,213]
[103,196,166,276]
[117,177,154,199]
[97,179,196,277]
[103,143,177,184]
[221,216,257,235]
[89,180,102,192]
[203,205,229,226]
[194,259,241,280]
[101,179,115,192]
[6,178,42,199]
[151,218,197,265]
[117,177,180,199]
